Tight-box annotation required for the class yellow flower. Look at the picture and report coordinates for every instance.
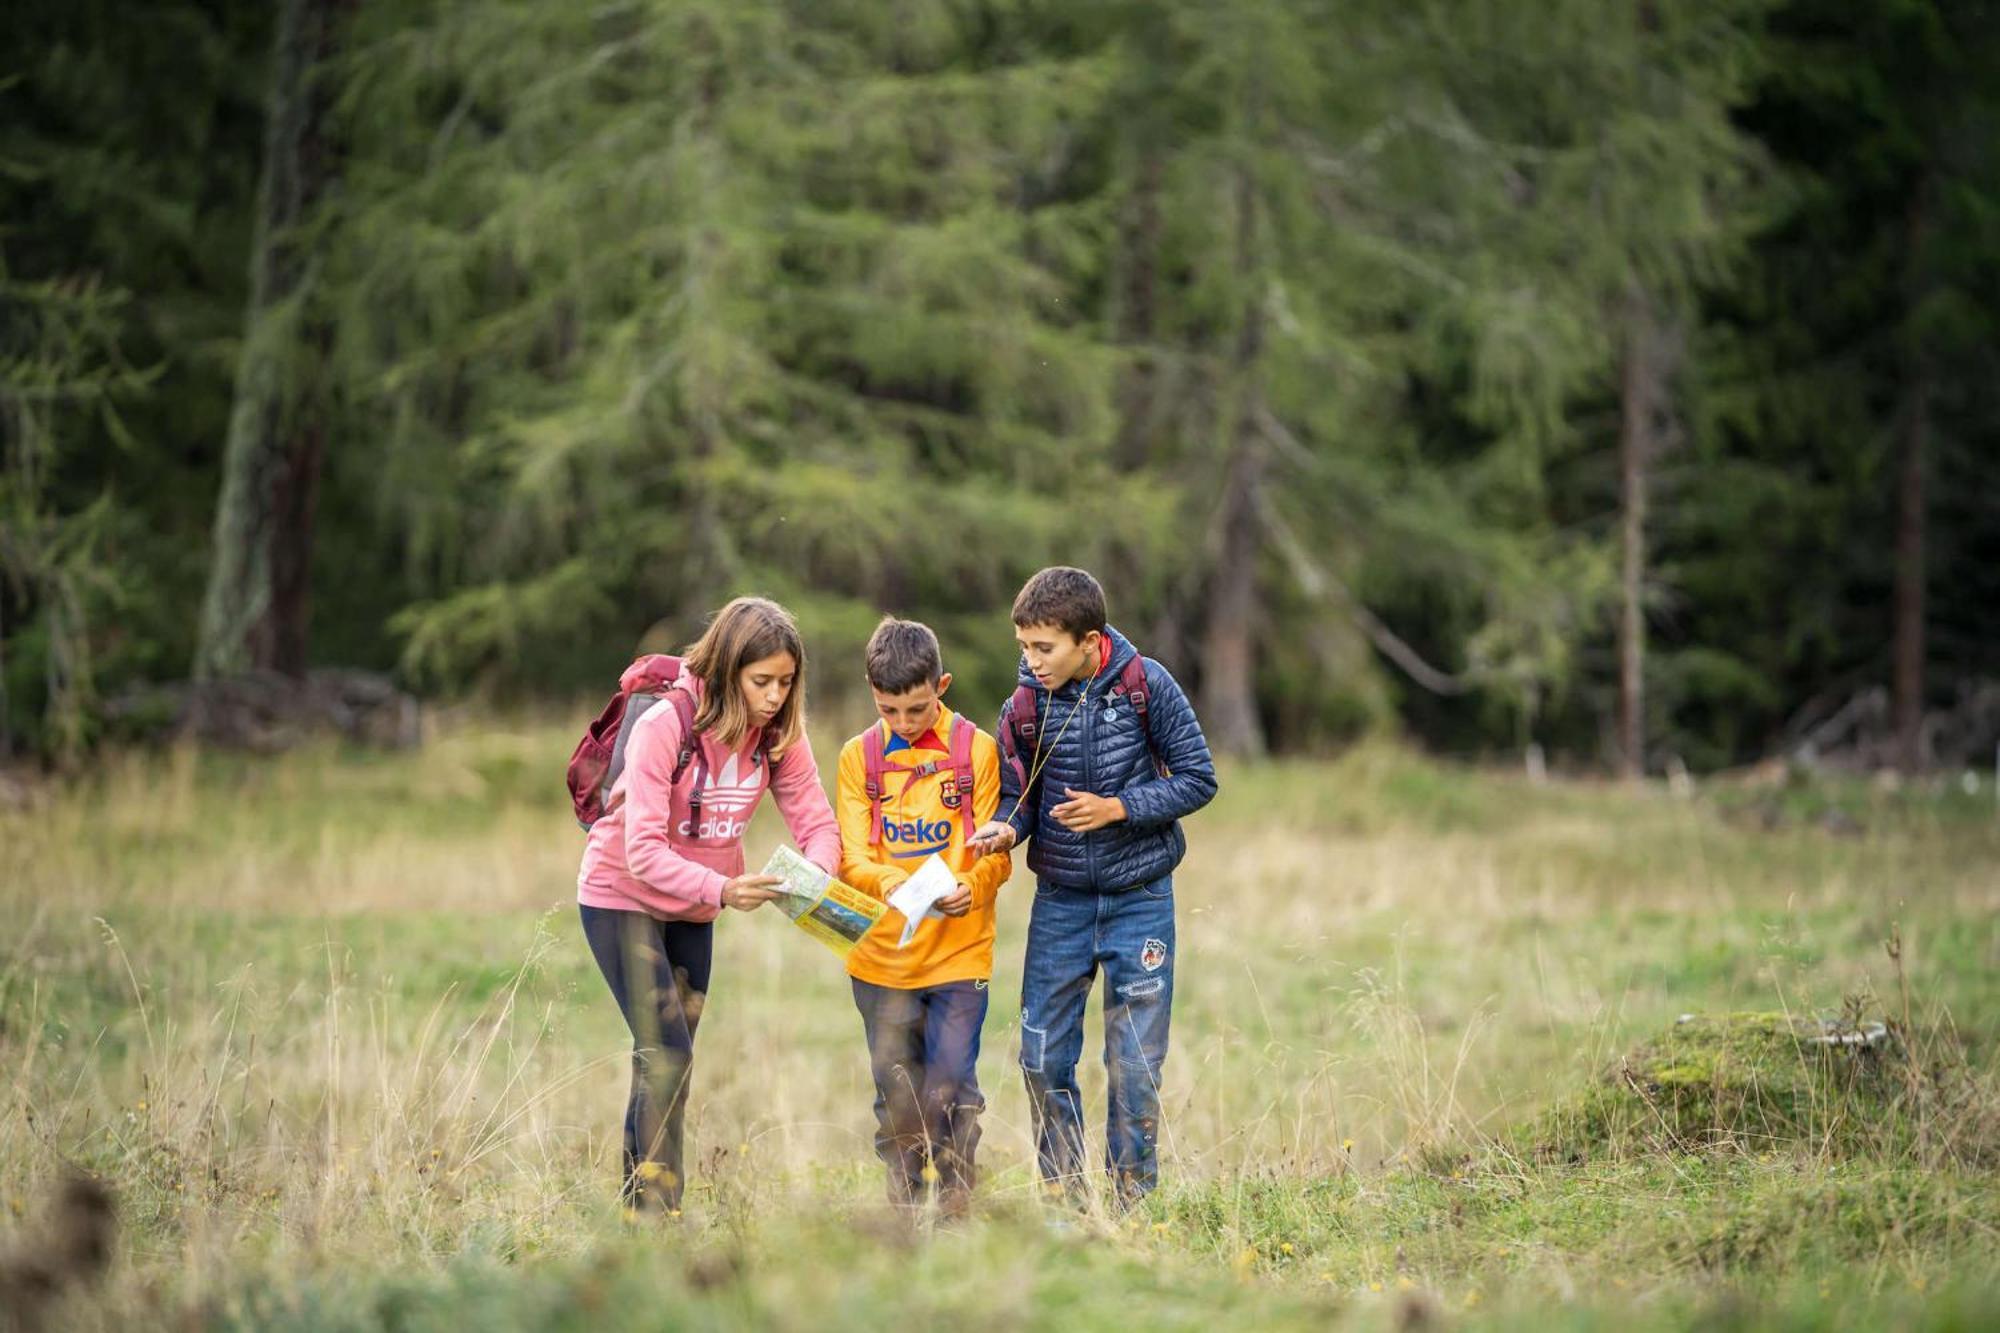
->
[1369,1281,1383,1293]
[921,1163,940,1183]
[1152,1222,1170,1235]
[136,1101,148,1112]
[1341,1139,1355,1153]
[1280,1242,1294,1256]
[737,1142,750,1155]
[1395,1275,1415,1291]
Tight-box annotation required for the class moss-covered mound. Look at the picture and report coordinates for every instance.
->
[1525,1012,1944,1160]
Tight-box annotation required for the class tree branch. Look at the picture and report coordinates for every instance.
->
[1255,488,1475,696]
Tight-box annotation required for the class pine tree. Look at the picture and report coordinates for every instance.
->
[194,0,351,680]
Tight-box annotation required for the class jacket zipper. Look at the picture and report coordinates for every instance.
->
[1081,677,1098,887]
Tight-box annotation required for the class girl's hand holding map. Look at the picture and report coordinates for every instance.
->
[721,874,783,911]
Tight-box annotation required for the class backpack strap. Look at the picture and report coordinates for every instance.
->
[1109,656,1167,778]
[1000,683,1041,795]
[943,713,977,844]
[666,690,712,821]
[862,724,890,848]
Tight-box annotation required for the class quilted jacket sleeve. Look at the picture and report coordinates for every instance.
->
[1116,662,1219,829]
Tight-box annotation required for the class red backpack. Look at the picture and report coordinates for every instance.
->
[861,713,977,849]
[566,655,774,831]
[998,655,1165,796]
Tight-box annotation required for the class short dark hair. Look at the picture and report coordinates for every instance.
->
[864,616,943,694]
[1011,566,1107,641]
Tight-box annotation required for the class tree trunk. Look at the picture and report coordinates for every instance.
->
[1892,360,1931,774]
[1892,184,1934,775]
[1198,166,1270,760]
[193,0,345,680]
[1615,286,1683,781]
[1112,150,1164,471]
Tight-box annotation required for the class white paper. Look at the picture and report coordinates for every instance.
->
[885,854,958,949]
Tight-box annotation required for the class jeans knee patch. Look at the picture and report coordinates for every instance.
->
[1115,977,1164,999]
[1020,1021,1048,1074]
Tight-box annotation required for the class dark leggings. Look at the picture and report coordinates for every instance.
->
[578,904,714,1211]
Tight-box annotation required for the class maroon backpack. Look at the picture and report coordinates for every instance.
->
[568,653,776,831]
[861,713,977,849]
[998,655,1165,797]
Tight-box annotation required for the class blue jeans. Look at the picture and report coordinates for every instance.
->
[1019,876,1175,1203]
[851,977,988,1206]
[578,905,712,1211]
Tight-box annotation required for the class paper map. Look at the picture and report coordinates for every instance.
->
[759,845,887,958]
[885,854,958,949]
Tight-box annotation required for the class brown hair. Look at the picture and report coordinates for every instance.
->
[864,617,944,694]
[1010,566,1107,641]
[682,597,808,755]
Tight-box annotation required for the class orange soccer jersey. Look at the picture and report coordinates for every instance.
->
[836,705,1012,988]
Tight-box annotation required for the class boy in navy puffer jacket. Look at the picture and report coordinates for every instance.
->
[967,567,1217,1204]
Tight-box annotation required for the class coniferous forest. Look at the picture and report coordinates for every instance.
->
[6,0,1997,771]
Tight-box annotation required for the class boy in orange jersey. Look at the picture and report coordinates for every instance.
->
[837,617,1011,1217]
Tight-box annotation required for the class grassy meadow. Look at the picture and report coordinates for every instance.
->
[3,716,1997,1330]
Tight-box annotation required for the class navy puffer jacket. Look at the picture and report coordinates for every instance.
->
[997,626,1218,891]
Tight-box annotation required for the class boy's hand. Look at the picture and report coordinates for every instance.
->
[966,821,1017,855]
[935,882,974,917]
[1052,789,1126,832]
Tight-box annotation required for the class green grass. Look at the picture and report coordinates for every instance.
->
[2,723,1996,1329]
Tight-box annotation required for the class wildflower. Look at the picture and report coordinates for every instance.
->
[921,1163,940,1183]
[1369,1281,1383,1293]
[1342,1139,1355,1153]
[1280,1242,1294,1256]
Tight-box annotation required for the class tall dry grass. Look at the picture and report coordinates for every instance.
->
[2,720,1996,1327]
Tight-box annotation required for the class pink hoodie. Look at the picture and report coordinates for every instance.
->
[576,673,841,922]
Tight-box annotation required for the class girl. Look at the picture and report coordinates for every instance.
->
[576,596,841,1214]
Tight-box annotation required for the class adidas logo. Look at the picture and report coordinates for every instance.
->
[676,753,763,840]
[699,754,763,816]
